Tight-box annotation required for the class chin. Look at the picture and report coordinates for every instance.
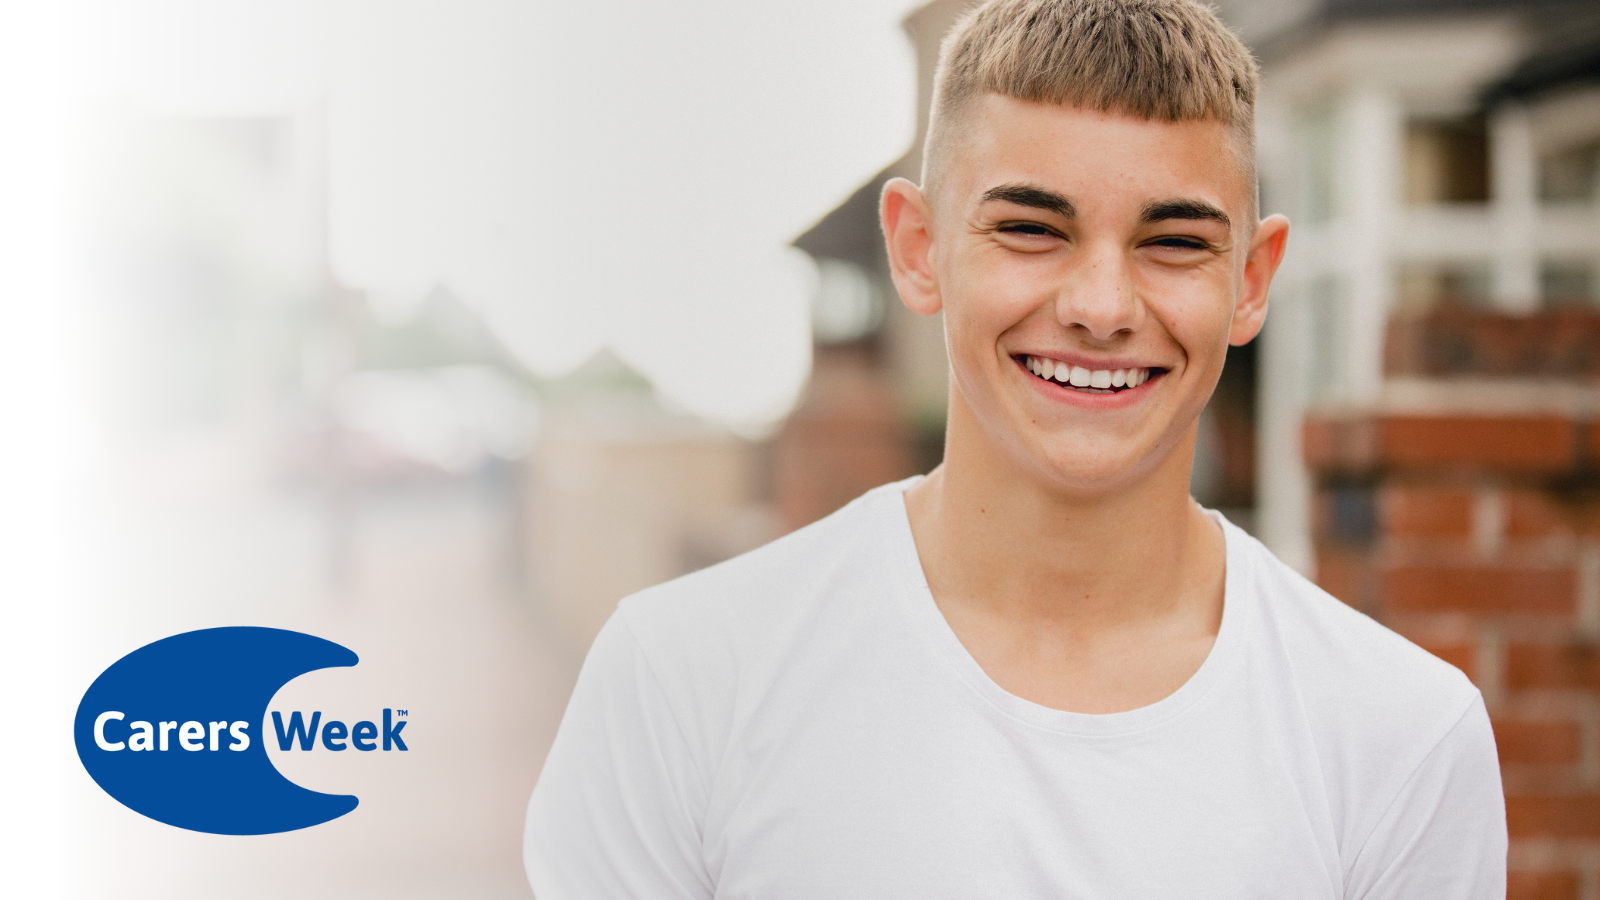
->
[1027,449,1152,497]
[1019,428,1191,499]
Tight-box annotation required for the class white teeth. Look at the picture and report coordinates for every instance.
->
[1025,357,1154,391]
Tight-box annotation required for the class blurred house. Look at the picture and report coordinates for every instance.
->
[520,350,777,651]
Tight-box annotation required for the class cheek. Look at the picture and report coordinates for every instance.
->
[940,263,1032,354]
[941,298,1010,379]
[1142,274,1236,360]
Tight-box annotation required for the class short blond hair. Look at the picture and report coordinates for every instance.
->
[925,0,1260,209]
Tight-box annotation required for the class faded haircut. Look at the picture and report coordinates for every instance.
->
[924,0,1260,218]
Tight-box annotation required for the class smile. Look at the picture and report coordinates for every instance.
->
[1019,355,1157,394]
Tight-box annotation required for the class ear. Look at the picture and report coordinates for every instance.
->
[1229,213,1289,346]
[880,178,942,316]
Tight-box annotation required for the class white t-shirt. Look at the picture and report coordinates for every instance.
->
[524,478,1506,899]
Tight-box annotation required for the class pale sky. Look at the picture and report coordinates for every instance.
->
[67,0,922,429]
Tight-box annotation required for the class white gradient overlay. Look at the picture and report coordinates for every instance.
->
[73,0,915,426]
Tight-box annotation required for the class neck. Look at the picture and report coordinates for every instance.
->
[905,400,1222,634]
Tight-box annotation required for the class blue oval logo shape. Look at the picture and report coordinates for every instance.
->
[74,626,360,835]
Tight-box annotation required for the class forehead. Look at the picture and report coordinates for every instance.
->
[946,94,1251,221]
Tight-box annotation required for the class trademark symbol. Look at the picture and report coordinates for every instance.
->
[396,710,408,717]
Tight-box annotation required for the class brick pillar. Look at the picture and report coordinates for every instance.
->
[1305,411,1600,899]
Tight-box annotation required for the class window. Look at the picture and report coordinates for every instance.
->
[810,258,884,345]
[1541,260,1597,307]
[1404,115,1490,205]
[1396,263,1492,313]
[1539,141,1599,203]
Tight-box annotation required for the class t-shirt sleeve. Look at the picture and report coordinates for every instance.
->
[524,612,713,900]
[1345,694,1507,900]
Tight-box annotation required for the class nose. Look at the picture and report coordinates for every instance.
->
[1052,240,1142,342]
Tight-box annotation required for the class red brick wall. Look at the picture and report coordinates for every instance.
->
[1386,309,1600,379]
[1306,412,1600,899]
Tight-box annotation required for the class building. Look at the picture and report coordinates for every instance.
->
[521,350,776,652]
[1231,0,1600,571]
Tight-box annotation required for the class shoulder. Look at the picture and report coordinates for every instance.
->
[1226,520,1479,737]
[1226,518,1478,712]
[1222,519,1490,832]
[585,481,914,774]
[607,479,911,690]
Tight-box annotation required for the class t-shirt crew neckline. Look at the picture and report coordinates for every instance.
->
[880,475,1248,739]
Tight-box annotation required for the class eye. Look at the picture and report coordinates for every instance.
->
[1147,235,1209,250]
[992,221,1066,252]
[997,221,1057,237]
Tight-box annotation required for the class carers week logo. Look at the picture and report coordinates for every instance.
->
[73,626,408,835]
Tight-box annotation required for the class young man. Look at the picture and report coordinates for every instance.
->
[524,0,1508,896]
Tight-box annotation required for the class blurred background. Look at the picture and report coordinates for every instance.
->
[2,0,1600,897]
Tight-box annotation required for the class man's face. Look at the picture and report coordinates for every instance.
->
[893,94,1285,496]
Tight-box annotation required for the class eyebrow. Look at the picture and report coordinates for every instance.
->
[979,186,1231,231]
[979,183,1075,218]
[1139,199,1231,230]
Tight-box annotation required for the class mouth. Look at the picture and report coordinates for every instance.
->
[1016,355,1164,395]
